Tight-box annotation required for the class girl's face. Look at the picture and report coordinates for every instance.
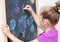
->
[39,15,49,29]
[39,15,45,28]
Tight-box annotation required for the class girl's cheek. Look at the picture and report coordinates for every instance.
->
[39,18,45,27]
[41,20,47,27]
[40,21,44,27]
[43,19,47,25]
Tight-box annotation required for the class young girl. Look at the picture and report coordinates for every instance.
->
[2,5,60,42]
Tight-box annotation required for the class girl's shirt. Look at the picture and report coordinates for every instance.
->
[37,27,58,42]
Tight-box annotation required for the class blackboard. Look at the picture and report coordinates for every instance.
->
[5,0,37,42]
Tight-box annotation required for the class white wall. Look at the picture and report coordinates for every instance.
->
[38,0,57,11]
[38,0,60,42]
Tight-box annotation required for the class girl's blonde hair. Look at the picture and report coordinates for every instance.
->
[54,0,60,13]
[40,6,60,25]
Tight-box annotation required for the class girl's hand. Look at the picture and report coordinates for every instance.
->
[2,25,23,42]
[2,25,11,36]
[23,5,33,13]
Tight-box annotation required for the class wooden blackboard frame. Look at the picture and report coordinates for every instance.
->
[2,0,7,42]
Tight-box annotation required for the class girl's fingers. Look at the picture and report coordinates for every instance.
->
[24,5,30,9]
[2,25,8,27]
[23,8,27,10]
[2,25,9,31]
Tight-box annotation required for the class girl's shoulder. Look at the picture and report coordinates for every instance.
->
[43,28,58,37]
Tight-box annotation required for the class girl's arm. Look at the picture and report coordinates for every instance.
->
[2,25,23,42]
[29,39,38,42]
[24,5,40,27]
[7,33,23,42]
[2,25,38,42]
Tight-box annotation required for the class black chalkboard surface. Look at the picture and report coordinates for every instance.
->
[5,0,37,42]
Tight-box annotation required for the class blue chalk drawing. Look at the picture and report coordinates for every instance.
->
[18,16,27,32]
[26,16,34,26]
[9,19,16,35]
[16,0,19,6]
[30,25,34,32]
[10,19,16,30]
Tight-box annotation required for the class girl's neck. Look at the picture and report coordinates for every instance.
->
[44,26,54,33]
